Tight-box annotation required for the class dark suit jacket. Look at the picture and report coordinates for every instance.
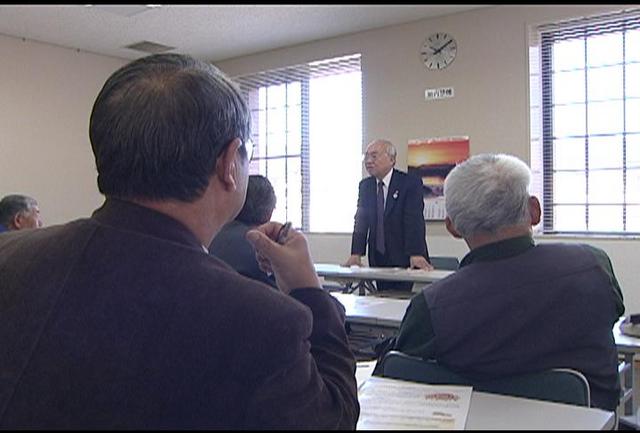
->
[209,220,277,288]
[350,169,429,268]
[0,199,359,429]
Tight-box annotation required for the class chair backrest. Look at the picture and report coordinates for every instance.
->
[381,351,590,407]
[429,256,460,270]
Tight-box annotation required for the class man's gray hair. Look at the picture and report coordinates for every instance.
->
[376,139,397,159]
[0,194,38,227]
[443,153,532,238]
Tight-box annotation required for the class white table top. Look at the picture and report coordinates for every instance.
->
[356,374,614,430]
[614,317,640,354]
[316,263,454,283]
[465,390,614,430]
[331,292,410,327]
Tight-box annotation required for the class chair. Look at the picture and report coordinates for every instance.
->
[429,256,460,270]
[617,360,635,429]
[381,351,591,407]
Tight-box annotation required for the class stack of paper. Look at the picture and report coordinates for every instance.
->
[356,360,377,389]
[357,376,472,430]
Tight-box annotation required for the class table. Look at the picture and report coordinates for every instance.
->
[331,292,409,327]
[614,317,640,355]
[316,263,453,295]
[331,293,410,359]
[356,368,614,430]
[463,390,613,429]
[614,317,640,424]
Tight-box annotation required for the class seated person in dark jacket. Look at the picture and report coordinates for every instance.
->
[210,174,277,288]
[0,53,358,429]
[377,153,625,412]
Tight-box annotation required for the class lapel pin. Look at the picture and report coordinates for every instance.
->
[393,190,399,199]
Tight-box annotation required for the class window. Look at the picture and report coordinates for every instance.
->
[234,54,362,233]
[530,10,640,235]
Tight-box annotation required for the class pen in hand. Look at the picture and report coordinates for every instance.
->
[253,222,291,278]
[276,221,292,245]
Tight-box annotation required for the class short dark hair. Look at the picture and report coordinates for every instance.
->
[89,53,251,202]
[0,194,37,227]
[236,175,277,225]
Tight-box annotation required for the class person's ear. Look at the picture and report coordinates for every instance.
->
[11,213,24,230]
[445,216,463,239]
[215,138,242,191]
[529,195,541,226]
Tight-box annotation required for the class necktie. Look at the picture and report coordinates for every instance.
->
[376,180,385,254]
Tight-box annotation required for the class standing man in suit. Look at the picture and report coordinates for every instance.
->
[344,139,432,291]
[0,54,358,429]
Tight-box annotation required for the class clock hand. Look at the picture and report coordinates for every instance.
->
[433,39,454,55]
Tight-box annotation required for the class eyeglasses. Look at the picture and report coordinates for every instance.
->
[242,138,255,161]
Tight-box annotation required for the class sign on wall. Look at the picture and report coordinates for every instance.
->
[407,136,470,220]
[424,86,455,101]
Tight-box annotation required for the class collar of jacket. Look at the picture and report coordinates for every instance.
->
[91,198,205,252]
[460,235,535,268]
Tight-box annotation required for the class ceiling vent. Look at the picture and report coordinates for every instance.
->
[124,40,175,54]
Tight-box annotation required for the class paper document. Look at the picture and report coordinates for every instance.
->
[357,376,472,430]
[356,361,377,389]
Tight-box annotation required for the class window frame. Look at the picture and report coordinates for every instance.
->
[234,54,362,233]
[532,9,640,236]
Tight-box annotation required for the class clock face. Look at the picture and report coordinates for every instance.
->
[421,32,457,70]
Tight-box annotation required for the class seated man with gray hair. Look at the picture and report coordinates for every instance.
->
[0,194,43,232]
[378,153,624,412]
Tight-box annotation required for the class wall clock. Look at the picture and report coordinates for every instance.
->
[421,32,457,70]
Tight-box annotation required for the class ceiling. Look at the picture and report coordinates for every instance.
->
[0,4,490,62]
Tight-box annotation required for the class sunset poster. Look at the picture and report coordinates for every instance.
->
[407,136,470,220]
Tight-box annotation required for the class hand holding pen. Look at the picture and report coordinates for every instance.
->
[276,221,292,245]
[257,221,291,275]
[246,221,320,293]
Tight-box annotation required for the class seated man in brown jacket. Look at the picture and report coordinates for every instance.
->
[0,54,359,429]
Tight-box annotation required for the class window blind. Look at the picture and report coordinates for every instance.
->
[233,54,363,233]
[530,8,640,235]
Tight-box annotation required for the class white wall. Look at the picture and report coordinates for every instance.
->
[0,35,125,224]
[217,5,640,312]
